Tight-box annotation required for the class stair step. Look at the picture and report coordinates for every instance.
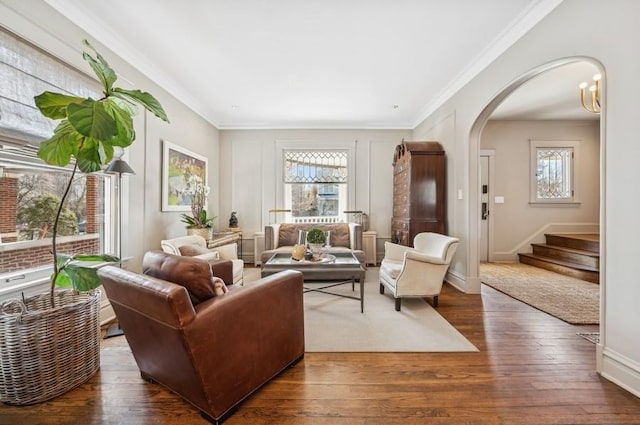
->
[544,233,599,253]
[518,253,599,284]
[531,243,599,269]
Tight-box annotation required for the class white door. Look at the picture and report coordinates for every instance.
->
[480,154,491,262]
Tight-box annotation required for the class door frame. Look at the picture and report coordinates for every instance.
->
[467,56,605,296]
[479,149,495,262]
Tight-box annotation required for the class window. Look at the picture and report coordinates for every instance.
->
[0,28,114,295]
[530,140,580,204]
[283,150,349,223]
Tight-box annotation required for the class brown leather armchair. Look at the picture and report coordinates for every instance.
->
[98,251,305,424]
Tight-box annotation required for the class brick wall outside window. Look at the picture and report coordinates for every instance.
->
[86,175,99,234]
[0,235,100,274]
[0,177,18,242]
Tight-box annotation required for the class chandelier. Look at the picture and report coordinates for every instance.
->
[579,73,601,113]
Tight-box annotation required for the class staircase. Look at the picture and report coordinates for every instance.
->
[518,233,600,284]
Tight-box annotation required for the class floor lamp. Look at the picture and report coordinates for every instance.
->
[103,153,135,338]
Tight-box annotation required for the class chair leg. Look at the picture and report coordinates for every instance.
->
[379,283,384,294]
[433,295,438,308]
[395,297,401,311]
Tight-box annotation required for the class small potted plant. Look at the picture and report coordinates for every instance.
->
[306,228,327,258]
[180,183,216,240]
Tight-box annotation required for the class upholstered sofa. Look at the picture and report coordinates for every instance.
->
[98,251,305,424]
[161,234,244,285]
[261,222,365,265]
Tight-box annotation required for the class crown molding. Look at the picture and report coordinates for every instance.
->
[43,0,564,131]
[43,0,221,129]
[411,0,565,128]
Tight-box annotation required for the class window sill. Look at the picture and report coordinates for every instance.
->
[528,202,582,208]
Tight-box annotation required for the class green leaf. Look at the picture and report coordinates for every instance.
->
[180,213,198,227]
[58,264,102,291]
[56,254,72,268]
[82,39,117,94]
[103,99,135,147]
[37,121,79,166]
[113,88,169,122]
[72,254,120,263]
[67,99,118,140]
[76,138,111,173]
[34,92,84,119]
[53,270,72,288]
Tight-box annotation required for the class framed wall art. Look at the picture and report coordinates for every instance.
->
[162,140,208,212]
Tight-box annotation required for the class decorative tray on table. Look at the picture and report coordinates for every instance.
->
[291,254,336,264]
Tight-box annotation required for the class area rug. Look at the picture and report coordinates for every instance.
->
[577,332,600,344]
[244,267,477,353]
[480,263,599,325]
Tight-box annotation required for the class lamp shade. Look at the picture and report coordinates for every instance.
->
[105,159,135,175]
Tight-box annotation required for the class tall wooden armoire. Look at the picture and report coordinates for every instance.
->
[391,141,446,246]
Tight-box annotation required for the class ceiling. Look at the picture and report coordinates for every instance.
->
[44,0,598,129]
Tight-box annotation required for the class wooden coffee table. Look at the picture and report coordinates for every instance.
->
[261,252,366,313]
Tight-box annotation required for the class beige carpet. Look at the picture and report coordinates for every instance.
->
[245,267,477,352]
[480,262,599,325]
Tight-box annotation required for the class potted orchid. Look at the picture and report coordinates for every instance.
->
[180,182,216,240]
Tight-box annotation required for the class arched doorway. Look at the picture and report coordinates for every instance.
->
[467,57,604,299]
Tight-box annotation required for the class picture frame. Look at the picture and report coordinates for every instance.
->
[162,140,208,212]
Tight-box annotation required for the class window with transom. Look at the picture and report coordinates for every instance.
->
[283,150,348,223]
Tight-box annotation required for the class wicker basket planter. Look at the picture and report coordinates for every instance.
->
[0,289,101,405]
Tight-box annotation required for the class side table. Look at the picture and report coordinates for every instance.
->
[363,230,377,266]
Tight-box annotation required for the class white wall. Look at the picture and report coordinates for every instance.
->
[481,120,600,259]
[413,0,640,397]
[219,129,411,257]
[4,0,638,398]
[411,112,464,280]
[0,0,220,274]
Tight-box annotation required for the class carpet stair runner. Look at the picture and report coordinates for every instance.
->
[518,233,599,284]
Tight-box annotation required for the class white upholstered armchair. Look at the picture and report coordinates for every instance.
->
[379,232,459,311]
[160,235,244,285]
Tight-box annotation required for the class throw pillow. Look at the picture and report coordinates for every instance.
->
[211,276,228,296]
[278,224,298,246]
[297,229,307,245]
[179,244,216,258]
[142,251,222,305]
[330,225,350,247]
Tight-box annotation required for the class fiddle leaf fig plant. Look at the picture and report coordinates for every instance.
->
[34,39,169,306]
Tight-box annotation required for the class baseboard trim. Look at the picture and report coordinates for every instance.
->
[446,271,481,294]
[600,346,640,398]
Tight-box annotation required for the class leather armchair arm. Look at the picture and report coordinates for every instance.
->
[98,265,197,327]
[183,270,304,414]
[208,259,233,285]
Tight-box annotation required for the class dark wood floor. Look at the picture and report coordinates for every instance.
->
[1,280,639,424]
